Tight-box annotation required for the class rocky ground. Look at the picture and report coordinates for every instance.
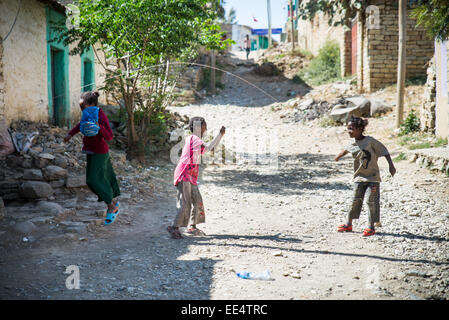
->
[0,54,448,300]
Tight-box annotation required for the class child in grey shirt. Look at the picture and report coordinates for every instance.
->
[335,116,396,236]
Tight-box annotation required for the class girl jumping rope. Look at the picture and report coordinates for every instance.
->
[167,117,225,239]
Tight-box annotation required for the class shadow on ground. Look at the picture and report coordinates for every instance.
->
[201,152,351,196]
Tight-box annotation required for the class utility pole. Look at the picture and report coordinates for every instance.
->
[210,0,217,95]
[396,0,406,128]
[289,0,295,52]
[267,0,272,48]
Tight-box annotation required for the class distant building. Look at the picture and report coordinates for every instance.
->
[221,23,276,52]
[0,0,106,127]
[296,0,434,93]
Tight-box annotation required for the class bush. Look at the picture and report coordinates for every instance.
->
[399,110,420,136]
[393,152,407,162]
[298,40,341,85]
[319,116,338,127]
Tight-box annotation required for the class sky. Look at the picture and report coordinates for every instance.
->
[222,0,289,42]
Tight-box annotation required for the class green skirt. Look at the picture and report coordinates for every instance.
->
[86,153,120,205]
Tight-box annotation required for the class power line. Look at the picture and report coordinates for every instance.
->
[1,0,22,44]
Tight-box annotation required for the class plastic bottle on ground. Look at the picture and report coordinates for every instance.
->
[236,270,272,281]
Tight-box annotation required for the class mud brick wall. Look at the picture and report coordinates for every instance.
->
[364,0,434,92]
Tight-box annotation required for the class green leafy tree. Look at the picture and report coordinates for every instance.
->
[411,0,449,41]
[62,0,229,162]
[224,7,237,24]
[297,0,365,28]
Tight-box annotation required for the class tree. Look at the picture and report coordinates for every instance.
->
[225,7,237,24]
[411,0,449,41]
[62,0,228,162]
[297,0,365,29]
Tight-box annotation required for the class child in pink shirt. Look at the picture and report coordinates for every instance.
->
[167,117,225,239]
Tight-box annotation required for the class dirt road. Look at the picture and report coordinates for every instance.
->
[1,62,448,300]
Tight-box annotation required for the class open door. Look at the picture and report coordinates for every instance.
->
[51,48,66,126]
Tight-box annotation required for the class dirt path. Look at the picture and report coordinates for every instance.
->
[1,63,448,300]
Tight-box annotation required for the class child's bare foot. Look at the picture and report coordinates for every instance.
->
[167,226,183,239]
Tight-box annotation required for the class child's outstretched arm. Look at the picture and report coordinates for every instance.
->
[204,126,226,152]
[384,154,397,177]
[64,123,80,143]
[335,149,348,162]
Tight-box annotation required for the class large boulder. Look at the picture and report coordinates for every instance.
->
[66,175,87,188]
[42,165,68,181]
[20,181,54,199]
[345,96,371,116]
[23,169,44,181]
[13,221,37,234]
[369,98,392,117]
[37,201,65,216]
[329,96,371,123]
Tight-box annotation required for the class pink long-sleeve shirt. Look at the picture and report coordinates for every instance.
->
[69,108,113,154]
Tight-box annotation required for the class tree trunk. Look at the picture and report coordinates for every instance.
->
[124,94,144,162]
[396,0,407,128]
[210,50,216,95]
[289,0,295,52]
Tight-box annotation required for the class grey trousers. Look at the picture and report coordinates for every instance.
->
[173,180,205,228]
[348,182,380,226]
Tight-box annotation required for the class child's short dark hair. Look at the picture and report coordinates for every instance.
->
[81,91,100,106]
[348,116,368,132]
[189,116,206,133]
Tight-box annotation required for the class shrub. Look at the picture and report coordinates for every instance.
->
[298,40,341,86]
[399,110,420,136]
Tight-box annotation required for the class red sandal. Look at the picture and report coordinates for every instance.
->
[362,228,376,237]
[337,224,352,232]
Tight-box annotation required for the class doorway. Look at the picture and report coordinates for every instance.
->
[83,60,94,92]
[51,47,66,126]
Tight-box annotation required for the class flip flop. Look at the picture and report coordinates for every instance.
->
[104,202,120,225]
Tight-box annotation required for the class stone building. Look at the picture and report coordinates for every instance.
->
[296,0,435,93]
[0,0,106,127]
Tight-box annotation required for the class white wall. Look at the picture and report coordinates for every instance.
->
[0,0,106,126]
[0,0,49,123]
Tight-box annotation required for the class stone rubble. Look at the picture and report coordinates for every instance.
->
[0,111,188,244]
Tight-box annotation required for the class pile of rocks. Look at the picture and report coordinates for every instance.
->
[0,114,186,244]
[255,43,306,79]
[0,121,87,202]
[276,95,392,124]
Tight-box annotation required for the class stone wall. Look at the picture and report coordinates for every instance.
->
[0,41,5,121]
[420,56,436,132]
[363,0,435,92]
[296,10,345,57]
